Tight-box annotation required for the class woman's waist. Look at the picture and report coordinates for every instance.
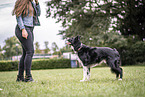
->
[22,16,33,24]
[22,15,40,26]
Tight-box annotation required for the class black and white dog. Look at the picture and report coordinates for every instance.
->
[67,36,123,82]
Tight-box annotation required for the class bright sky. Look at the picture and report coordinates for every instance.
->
[0,0,66,50]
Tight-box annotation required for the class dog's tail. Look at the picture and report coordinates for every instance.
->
[113,48,122,66]
[113,48,119,54]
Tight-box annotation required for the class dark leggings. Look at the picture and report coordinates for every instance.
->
[15,25,34,76]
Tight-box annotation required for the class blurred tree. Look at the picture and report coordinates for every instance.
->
[44,41,50,54]
[0,46,2,53]
[0,45,3,60]
[46,0,111,45]
[117,0,145,41]
[35,42,41,54]
[52,42,59,54]
[2,36,22,58]
[59,44,72,54]
[0,46,2,51]
[46,0,145,43]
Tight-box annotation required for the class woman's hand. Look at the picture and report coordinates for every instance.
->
[35,0,39,4]
[22,29,28,39]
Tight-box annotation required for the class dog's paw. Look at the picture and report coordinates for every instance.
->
[80,80,90,82]
[80,79,88,82]
[118,78,122,81]
[80,80,85,82]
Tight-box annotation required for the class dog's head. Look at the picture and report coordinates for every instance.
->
[67,36,82,51]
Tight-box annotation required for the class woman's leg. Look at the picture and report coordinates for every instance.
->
[18,46,26,76]
[24,27,34,77]
[15,25,25,81]
[15,25,34,82]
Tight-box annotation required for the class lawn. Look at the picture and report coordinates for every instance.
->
[0,66,144,97]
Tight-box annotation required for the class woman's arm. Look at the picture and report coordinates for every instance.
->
[35,0,39,5]
[35,0,41,16]
[16,15,25,30]
[16,15,28,39]
[22,29,28,39]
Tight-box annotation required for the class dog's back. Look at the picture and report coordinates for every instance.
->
[95,47,119,58]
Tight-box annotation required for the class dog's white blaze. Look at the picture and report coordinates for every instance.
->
[71,46,77,53]
[71,45,84,66]
[77,56,84,67]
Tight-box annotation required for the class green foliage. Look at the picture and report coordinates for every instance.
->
[59,44,72,53]
[35,42,41,54]
[87,31,127,47]
[52,42,59,53]
[0,45,2,51]
[46,0,111,40]
[0,46,4,59]
[53,44,72,56]
[46,0,145,66]
[46,0,145,40]
[0,59,71,71]
[118,40,145,65]
[31,58,71,69]
[2,36,22,58]
[118,0,145,40]
[0,66,145,97]
[0,54,3,60]
[0,61,18,71]
[44,41,50,54]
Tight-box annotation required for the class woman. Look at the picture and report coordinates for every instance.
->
[12,0,40,82]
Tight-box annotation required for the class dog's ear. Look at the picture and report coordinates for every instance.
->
[76,35,81,40]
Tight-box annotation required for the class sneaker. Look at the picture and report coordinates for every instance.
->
[25,76,34,82]
[16,75,24,82]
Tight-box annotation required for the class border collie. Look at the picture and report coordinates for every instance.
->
[67,36,123,82]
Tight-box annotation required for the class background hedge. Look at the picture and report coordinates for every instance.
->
[118,41,145,65]
[0,58,71,71]
[31,58,71,70]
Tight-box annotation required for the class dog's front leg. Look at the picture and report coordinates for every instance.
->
[80,67,86,82]
[80,66,89,82]
[86,67,90,81]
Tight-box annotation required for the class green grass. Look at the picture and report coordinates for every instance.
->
[0,66,144,97]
